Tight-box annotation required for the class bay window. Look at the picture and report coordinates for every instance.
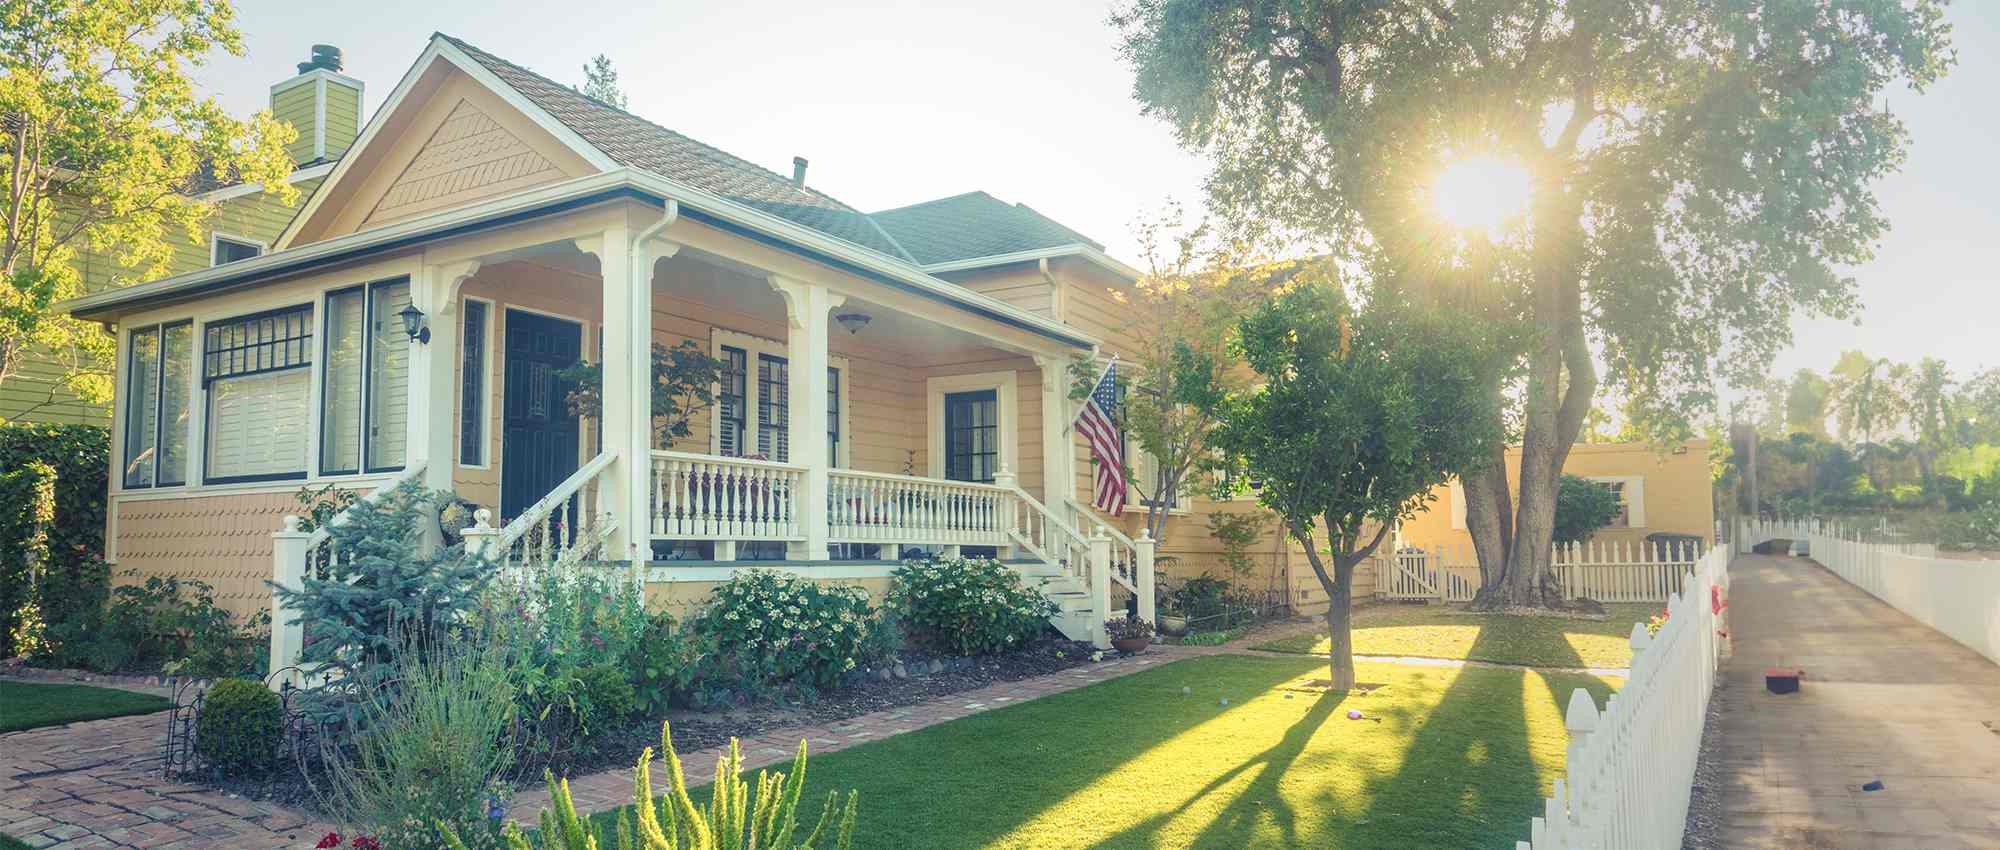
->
[203,306,313,483]
[122,322,192,487]
[320,278,412,474]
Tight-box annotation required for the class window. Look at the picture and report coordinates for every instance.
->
[943,389,999,483]
[827,366,840,467]
[718,346,748,457]
[1133,446,1192,512]
[756,353,789,462]
[203,305,312,483]
[121,322,193,487]
[320,278,412,475]
[460,300,487,465]
[211,235,262,266]
[1588,476,1647,528]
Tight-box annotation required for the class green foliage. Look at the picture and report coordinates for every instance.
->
[625,612,699,718]
[444,721,857,850]
[1211,281,1506,685]
[0,423,108,657]
[1552,475,1621,546]
[194,678,280,775]
[558,341,726,449]
[1203,510,1267,577]
[1104,616,1152,641]
[475,560,649,758]
[2,1,295,405]
[276,481,493,688]
[1165,575,1264,631]
[885,557,1054,656]
[578,54,628,109]
[687,571,873,702]
[38,571,266,677]
[322,635,519,850]
[292,482,360,534]
[1177,625,1248,647]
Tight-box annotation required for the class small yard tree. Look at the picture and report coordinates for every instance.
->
[1552,475,1620,547]
[1213,277,1505,688]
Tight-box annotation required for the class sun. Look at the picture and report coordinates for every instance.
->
[1431,156,1534,234]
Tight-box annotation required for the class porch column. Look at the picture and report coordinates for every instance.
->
[1035,354,1077,518]
[769,275,844,560]
[581,228,676,564]
[411,260,480,496]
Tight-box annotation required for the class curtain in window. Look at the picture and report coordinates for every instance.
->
[757,354,789,462]
[719,347,747,456]
[460,301,486,465]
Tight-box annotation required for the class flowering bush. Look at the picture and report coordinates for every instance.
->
[472,561,649,758]
[886,557,1056,656]
[1646,607,1670,636]
[688,570,874,699]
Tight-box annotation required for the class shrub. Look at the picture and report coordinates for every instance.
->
[443,721,857,850]
[195,677,280,775]
[1105,616,1153,640]
[276,481,493,688]
[625,612,698,717]
[38,572,267,677]
[688,570,873,700]
[1166,575,1264,630]
[574,664,637,729]
[477,561,649,758]
[1553,474,1622,545]
[320,635,518,850]
[0,423,109,658]
[0,460,56,657]
[1204,510,1269,577]
[885,557,1055,656]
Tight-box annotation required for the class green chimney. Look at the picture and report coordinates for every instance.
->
[270,45,365,166]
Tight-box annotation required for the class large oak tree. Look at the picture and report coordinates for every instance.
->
[1114,0,1952,608]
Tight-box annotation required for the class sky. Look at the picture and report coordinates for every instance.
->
[200,0,1999,383]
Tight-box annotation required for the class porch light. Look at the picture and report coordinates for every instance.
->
[397,302,430,344]
[834,312,872,334]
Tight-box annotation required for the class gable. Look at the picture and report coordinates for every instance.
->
[364,98,566,225]
[285,62,599,247]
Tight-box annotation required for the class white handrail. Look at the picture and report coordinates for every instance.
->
[829,468,1012,546]
[491,451,618,553]
[1065,498,1141,594]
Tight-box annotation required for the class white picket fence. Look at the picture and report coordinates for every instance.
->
[1510,543,1729,850]
[1747,517,2000,665]
[1382,540,1706,604]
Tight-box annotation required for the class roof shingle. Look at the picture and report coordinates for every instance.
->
[440,34,913,262]
[869,191,1104,266]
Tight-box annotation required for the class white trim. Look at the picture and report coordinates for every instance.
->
[269,67,367,98]
[921,243,1140,282]
[108,472,400,503]
[926,370,1019,481]
[273,37,617,251]
[1587,475,1647,528]
[456,295,497,469]
[194,162,337,203]
[707,327,850,466]
[209,232,267,267]
[639,563,898,582]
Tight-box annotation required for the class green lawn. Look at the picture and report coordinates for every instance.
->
[1253,604,1655,669]
[582,655,1618,849]
[0,680,173,733]
[0,834,29,850]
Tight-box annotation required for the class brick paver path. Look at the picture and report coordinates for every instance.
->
[1708,553,2000,849]
[0,702,331,849]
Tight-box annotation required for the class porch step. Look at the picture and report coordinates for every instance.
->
[1003,561,1098,642]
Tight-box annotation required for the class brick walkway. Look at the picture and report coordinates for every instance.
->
[0,705,331,849]
[1706,553,2000,849]
[508,642,1224,823]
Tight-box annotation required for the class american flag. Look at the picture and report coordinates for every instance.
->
[1074,359,1126,515]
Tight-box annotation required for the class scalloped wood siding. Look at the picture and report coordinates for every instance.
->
[362,99,566,226]
[113,492,303,620]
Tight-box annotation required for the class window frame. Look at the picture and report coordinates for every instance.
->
[1586,475,1647,528]
[209,232,265,266]
[925,370,1017,482]
[120,320,194,489]
[458,296,494,468]
[709,328,850,467]
[200,302,315,485]
[316,276,411,477]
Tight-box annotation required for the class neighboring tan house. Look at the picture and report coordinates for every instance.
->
[1,52,363,425]
[65,34,1341,655]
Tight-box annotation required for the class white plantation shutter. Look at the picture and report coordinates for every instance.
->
[158,324,193,485]
[1135,446,1191,511]
[207,369,310,480]
[366,281,411,469]
[321,289,365,472]
[122,328,161,487]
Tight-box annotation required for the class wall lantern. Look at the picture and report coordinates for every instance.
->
[835,312,872,335]
[397,302,430,344]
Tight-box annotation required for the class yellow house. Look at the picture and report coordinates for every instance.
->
[3,50,364,425]
[1397,440,1718,552]
[69,34,1354,665]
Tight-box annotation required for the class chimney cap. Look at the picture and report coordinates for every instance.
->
[297,44,344,75]
[791,156,808,188]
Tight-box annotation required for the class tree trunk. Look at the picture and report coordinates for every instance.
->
[1463,440,1512,590]
[1296,519,1385,692]
[1323,592,1355,691]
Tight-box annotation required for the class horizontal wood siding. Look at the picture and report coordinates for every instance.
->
[324,83,363,157]
[274,83,318,164]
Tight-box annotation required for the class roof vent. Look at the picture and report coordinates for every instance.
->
[297,44,344,75]
[792,156,808,188]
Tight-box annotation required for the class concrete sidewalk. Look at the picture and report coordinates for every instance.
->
[1708,553,2000,849]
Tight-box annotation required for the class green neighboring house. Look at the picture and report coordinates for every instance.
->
[0,53,364,424]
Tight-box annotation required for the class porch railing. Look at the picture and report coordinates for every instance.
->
[650,450,805,541]
[829,469,1012,547]
[462,450,618,571]
[269,461,430,689]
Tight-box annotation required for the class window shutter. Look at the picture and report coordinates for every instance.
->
[207,370,310,480]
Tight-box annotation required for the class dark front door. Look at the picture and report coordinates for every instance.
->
[943,389,1000,559]
[501,310,583,520]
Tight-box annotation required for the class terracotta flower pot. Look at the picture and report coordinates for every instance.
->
[1111,637,1152,654]
[1158,615,1189,636]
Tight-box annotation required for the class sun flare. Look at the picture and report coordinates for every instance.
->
[1431,156,1534,234]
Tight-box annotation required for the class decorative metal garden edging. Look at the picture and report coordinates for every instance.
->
[162,665,340,778]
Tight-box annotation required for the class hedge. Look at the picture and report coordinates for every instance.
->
[0,423,109,656]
